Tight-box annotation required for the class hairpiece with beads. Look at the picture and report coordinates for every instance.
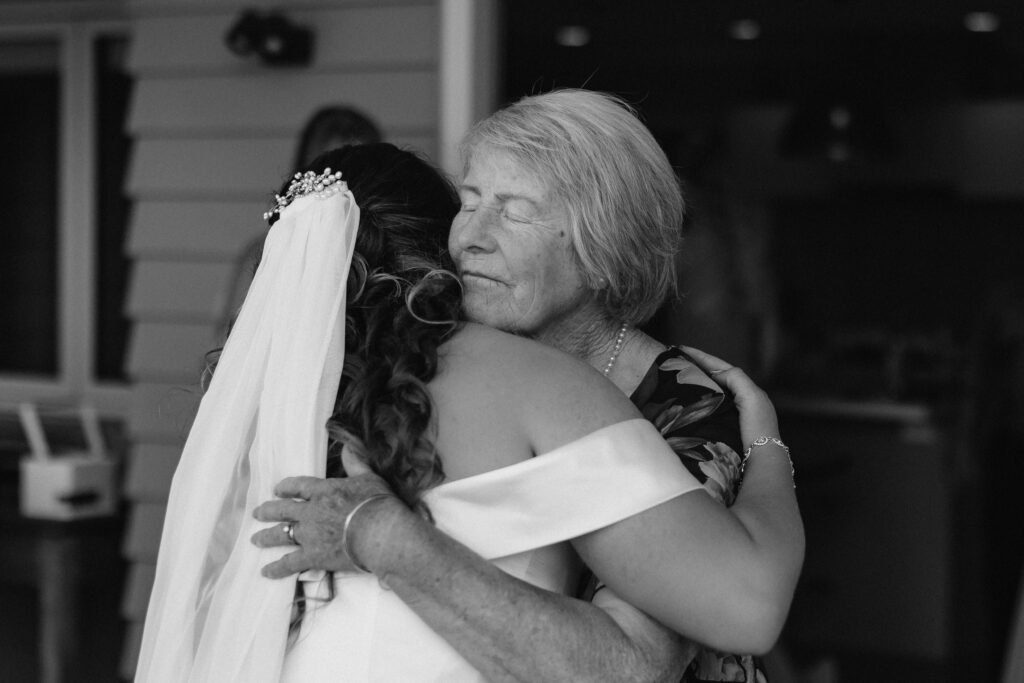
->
[263,167,346,221]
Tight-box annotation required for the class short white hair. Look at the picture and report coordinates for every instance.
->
[461,89,684,325]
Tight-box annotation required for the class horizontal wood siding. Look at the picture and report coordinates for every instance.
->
[128,138,295,198]
[120,2,442,674]
[129,135,435,200]
[127,261,237,321]
[127,321,217,382]
[125,443,183,502]
[131,6,438,73]
[128,200,268,259]
[123,501,169,563]
[131,71,437,135]
[128,381,202,443]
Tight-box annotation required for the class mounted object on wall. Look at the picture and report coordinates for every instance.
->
[225,9,314,66]
[18,403,119,520]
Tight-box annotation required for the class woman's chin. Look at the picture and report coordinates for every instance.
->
[463,299,523,334]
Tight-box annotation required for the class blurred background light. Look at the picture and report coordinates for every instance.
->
[729,18,761,41]
[555,25,591,47]
[964,11,1000,32]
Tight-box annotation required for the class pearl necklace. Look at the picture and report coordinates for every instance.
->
[602,323,629,376]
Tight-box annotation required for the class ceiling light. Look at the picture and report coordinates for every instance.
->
[729,19,761,41]
[964,12,1000,32]
[555,25,591,47]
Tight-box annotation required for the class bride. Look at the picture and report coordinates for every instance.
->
[138,143,785,682]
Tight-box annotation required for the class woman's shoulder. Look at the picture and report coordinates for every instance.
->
[445,323,600,381]
[440,323,639,451]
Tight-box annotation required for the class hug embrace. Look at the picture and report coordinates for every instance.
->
[137,89,803,683]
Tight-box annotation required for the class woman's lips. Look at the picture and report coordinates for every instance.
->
[461,271,505,286]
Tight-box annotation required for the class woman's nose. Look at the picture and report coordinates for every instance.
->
[452,206,498,253]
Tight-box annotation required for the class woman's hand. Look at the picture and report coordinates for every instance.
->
[678,345,781,448]
[250,447,408,578]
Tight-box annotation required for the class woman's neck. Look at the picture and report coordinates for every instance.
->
[534,309,666,395]
[535,313,623,371]
[606,329,668,396]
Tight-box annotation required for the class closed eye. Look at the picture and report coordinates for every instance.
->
[457,202,539,226]
[502,209,533,224]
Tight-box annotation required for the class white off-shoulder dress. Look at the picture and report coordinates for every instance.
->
[282,418,701,682]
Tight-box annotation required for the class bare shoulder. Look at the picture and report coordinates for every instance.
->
[443,323,590,379]
[443,323,623,403]
[438,323,640,454]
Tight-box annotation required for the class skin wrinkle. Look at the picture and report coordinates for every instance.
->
[451,145,590,336]
[450,145,620,368]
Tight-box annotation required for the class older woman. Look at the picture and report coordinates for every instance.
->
[256,91,803,682]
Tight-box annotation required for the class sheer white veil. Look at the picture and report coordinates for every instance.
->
[136,176,359,682]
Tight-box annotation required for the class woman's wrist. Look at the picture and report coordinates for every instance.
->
[739,436,795,485]
[345,494,417,574]
[742,436,788,459]
[342,494,398,572]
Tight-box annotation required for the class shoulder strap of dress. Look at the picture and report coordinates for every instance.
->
[423,418,701,560]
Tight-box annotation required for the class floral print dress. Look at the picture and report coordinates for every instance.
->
[629,347,769,683]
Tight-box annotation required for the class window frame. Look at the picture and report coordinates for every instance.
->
[0,12,131,416]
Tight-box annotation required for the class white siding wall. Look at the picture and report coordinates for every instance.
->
[120,1,440,675]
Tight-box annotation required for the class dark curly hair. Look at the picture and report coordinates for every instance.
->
[268,143,462,512]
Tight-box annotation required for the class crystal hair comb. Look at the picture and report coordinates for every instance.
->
[263,167,346,220]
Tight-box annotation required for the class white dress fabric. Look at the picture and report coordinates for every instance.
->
[282,418,701,682]
[136,185,359,683]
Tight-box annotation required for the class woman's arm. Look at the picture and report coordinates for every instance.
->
[253,349,801,671]
[363,490,692,683]
[572,480,799,654]
[257,458,691,683]
[672,345,805,650]
[571,346,802,654]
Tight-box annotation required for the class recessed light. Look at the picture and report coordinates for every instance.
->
[555,25,591,47]
[964,11,1000,32]
[729,19,761,41]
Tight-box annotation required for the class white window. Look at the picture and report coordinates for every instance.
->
[1,12,132,415]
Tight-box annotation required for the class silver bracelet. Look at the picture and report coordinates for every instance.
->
[341,493,395,573]
[740,436,795,483]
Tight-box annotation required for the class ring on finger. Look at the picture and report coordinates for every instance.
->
[710,367,734,376]
[282,521,298,545]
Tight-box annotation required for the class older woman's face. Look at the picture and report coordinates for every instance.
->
[449,146,593,337]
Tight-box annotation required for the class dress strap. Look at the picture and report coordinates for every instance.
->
[424,419,700,560]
